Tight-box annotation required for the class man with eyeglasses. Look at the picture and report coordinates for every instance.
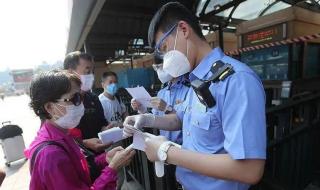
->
[131,59,190,189]
[131,64,189,145]
[123,2,266,190]
[64,51,112,153]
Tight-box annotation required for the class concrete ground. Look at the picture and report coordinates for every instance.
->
[0,94,39,190]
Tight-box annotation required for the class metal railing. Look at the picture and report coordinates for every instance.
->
[252,92,320,190]
[119,88,320,190]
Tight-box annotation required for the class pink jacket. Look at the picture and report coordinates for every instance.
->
[24,121,117,190]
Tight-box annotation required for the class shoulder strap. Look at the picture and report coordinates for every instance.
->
[208,60,234,83]
[30,141,66,173]
[190,60,234,108]
[114,94,121,103]
[161,82,169,89]
[73,139,95,157]
[182,80,191,87]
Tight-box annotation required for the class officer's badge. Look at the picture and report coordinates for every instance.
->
[175,99,182,105]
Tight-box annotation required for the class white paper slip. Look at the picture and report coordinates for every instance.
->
[132,131,156,151]
[125,86,152,108]
[98,127,125,144]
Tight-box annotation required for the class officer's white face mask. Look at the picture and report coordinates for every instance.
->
[157,68,173,83]
[53,103,84,129]
[163,29,191,78]
[79,74,94,91]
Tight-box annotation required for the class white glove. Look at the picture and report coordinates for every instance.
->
[150,97,167,111]
[123,114,155,138]
[109,121,123,128]
[131,98,147,114]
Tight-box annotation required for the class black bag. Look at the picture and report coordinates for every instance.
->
[0,121,23,140]
[30,140,101,181]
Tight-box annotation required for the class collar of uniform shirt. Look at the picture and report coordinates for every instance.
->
[168,75,185,90]
[189,47,224,82]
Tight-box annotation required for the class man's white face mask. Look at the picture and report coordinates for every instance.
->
[162,28,191,78]
[153,64,173,83]
[79,74,94,91]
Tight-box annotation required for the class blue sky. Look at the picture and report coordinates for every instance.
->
[0,0,70,71]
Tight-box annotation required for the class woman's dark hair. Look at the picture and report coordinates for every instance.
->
[29,70,81,120]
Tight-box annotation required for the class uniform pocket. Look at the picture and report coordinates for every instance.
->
[189,112,224,153]
[190,112,210,130]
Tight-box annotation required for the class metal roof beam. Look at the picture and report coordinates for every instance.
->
[199,0,247,21]
[87,33,145,40]
[280,0,320,12]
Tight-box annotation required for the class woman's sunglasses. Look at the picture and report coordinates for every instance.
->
[57,92,83,106]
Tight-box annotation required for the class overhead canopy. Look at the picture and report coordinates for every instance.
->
[66,0,320,62]
[197,0,320,33]
[67,0,197,62]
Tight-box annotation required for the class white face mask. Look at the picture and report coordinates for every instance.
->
[80,74,94,91]
[156,68,173,83]
[163,29,191,78]
[53,103,84,129]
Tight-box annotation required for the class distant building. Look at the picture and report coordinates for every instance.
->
[10,69,33,94]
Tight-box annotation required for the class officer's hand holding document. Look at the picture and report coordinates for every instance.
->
[125,86,152,108]
[99,122,156,151]
[123,124,166,177]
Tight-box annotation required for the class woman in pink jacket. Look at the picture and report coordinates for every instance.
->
[25,70,135,190]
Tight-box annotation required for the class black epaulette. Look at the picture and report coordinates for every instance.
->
[161,82,169,89]
[208,60,235,82]
[182,80,191,87]
[191,60,235,108]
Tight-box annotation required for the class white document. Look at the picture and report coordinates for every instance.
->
[131,130,163,177]
[124,125,157,151]
[125,86,152,108]
[98,127,125,143]
[124,126,165,177]
[132,131,156,151]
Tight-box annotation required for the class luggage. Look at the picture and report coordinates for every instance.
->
[0,121,26,167]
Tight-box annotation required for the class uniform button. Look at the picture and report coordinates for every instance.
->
[187,132,190,136]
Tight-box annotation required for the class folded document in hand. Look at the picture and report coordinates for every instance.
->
[125,86,152,108]
[124,125,156,151]
[98,127,125,143]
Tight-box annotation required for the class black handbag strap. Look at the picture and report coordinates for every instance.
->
[30,139,101,181]
[73,138,96,157]
[30,141,66,173]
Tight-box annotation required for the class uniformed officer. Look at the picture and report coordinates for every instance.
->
[152,74,189,145]
[131,67,190,190]
[131,73,190,145]
[123,2,266,190]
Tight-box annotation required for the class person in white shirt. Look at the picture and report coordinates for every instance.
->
[98,71,129,190]
[99,72,128,128]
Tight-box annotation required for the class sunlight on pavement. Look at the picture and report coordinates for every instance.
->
[0,94,40,189]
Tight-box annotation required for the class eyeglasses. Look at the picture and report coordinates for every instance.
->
[154,23,178,60]
[152,63,163,71]
[57,92,83,106]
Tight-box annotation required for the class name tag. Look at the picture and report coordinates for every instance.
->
[175,99,182,105]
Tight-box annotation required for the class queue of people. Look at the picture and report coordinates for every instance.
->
[26,70,135,190]
[26,2,266,190]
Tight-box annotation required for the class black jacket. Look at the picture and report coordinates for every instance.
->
[77,92,108,139]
